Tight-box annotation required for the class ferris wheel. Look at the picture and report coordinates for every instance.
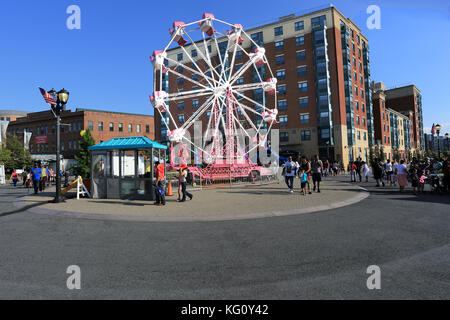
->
[150,13,278,166]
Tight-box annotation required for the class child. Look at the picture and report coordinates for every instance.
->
[351,162,357,182]
[419,174,427,194]
[410,167,419,195]
[299,169,308,196]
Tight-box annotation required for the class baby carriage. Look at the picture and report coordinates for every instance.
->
[429,174,445,195]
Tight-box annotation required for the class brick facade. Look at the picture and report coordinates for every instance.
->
[7,109,154,159]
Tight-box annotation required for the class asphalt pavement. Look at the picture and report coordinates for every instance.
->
[0,177,449,300]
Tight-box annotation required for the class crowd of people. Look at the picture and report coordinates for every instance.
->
[348,156,450,194]
[281,155,345,195]
[9,163,71,195]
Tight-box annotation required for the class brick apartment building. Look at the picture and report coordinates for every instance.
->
[0,110,29,122]
[384,84,424,151]
[7,108,155,159]
[154,5,374,167]
[372,81,422,160]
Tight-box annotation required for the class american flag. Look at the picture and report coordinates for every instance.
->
[39,87,56,105]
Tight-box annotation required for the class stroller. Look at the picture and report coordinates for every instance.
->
[429,174,445,195]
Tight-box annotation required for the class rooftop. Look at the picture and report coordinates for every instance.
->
[76,108,153,118]
[0,110,29,116]
[89,136,167,151]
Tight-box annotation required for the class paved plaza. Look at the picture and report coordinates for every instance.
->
[0,177,449,299]
[13,179,368,222]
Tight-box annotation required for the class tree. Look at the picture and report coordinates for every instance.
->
[72,129,96,178]
[4,134,34,171]
[380,146,386,162]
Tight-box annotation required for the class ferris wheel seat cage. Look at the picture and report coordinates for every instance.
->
[199,13,215,36]
[151,51,168,73]
[263,78,278,94]
[262,109,279,124]
[227,24,244,45]
[249,47,266,66]
[150,91,168,112]
[168,129,186,143]
[169,22,187,46]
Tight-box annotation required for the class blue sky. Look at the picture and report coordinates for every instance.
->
[0,0,449,133]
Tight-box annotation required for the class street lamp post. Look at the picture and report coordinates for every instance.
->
[445,133,449,154]
[435,124,441,159]
[49,88,70,203]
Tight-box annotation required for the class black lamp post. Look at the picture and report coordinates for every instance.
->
[49,88,70,203]
[435,124,441,159]
[445,133,449,154]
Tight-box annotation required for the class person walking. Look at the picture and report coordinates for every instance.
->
[154,160,166,206]
[311,155,323,193]
[30,164,42,195]
[355,158,362,182]
[178,165,193,202]
[11,170,19,188]
[362,161,370,183]
[282,156,296,194]
[385,160,393,185]
[298,168,308,196]
[396,159,408,193]
[40,165,47,192]
[300,156,312,195]
[373,158,385,187]
[350,162,357,182]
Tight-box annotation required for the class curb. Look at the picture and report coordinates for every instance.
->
[12,183,371,223]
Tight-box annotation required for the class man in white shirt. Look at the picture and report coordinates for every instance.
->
[282,156,296,194]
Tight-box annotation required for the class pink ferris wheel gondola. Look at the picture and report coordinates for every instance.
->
[199,13,215,36]
[249,47,266,66]
[150,91,168,113]
[263,78,278,95]
[169,22,187,46]
[227,24,243,45]
[150,51,168,73]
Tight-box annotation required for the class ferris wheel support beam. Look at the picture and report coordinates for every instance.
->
[183,31,222,81]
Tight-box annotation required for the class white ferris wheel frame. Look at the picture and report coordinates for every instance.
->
[152,14,278,164]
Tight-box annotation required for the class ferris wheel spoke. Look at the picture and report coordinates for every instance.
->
[181,32,222,83]
[167,89,212,102]
[227,59,255,86]
[181,95,216,131]
[233,91,269,113]
[167,68,211,91]
[231,83,265,92]
[165,56,218,88]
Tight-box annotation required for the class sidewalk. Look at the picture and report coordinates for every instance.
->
[14,178,369,222]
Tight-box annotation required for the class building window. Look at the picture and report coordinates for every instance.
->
[295,21,304,31]
[299,97,309,108]
[355,86,358,96]
[362,103,365,112]
[279,116,288,127]
[278,85,286,95]
[88,121,93,131]
[280,132,289,142]
[146,125,150,133]
[363,118,366,127]
[276,70,286,80]
[296,36,305,46]
[136,124,141,133]
[296,50,306,61]
[178,102,185,110]
[119,123,123,132]
[275,55,285,65]
[355,101,359,110]
[357,131,361,140]
[128,124,133,133]
[300,113,310,125]
[236,78,244,85]
[301,130,311,141]
[274,26,283,36]
[275,41,284,50]
[177,78,184,86]
[297,66,307,77]
[61,142,65,151]
[177,65,184,73]
[192,74,199,81]
[356,116,360,125]
[109,122,114,132]
[321,129,331,139]
[278,100,287,111]
[192,99,199,108]
[235,50,243,59]
[298,82,308,93]
[177,53,183,61]
[98,122,103,132]
[191,49,197,57]
[178,115,185,123]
